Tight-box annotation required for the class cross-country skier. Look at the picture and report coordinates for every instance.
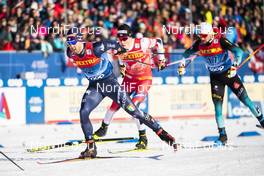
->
[94,24,167,149]
[178,22,264,144]
[65,27,176,158]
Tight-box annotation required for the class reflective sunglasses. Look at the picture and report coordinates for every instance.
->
[66,36,78,45]
[118,36,129,41]
[199,34,208,39]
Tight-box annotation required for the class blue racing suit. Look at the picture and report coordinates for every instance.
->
[67,40,163,141]
[183,33,263,131]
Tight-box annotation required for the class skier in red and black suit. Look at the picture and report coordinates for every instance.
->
[94,24,167,149]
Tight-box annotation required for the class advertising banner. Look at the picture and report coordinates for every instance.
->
[44,86,147,123]
[227,83,264,118]
[148,84,228,119]
[0,87,26,125]
[26,80,45,124]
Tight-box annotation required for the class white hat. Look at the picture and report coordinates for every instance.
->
[199,22,213,34]
[31,2,38,10]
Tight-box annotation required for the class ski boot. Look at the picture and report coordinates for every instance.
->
[79,140,97,159]
[93,121,109,139]
[135,130,148,149]
[156,128,178,150]
[217,127,228,145]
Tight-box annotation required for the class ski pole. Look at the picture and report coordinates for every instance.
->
[0,151,24,171]
[167,54,198,67]
[237,44,264,70]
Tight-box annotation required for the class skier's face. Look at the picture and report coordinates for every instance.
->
[200,33,214,43]
[118,35,132,49]
[66,34,83,54]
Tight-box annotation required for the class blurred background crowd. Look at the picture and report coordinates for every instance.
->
[0,0,263,54]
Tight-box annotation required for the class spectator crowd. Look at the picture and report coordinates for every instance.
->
[0,0,263,55]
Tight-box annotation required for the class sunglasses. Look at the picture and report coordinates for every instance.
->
[199,34,208,39]
[118,36,129,41]
[66,36,78,45]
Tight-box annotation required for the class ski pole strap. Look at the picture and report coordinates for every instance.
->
[26,137,136,152]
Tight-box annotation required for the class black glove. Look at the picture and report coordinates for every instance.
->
[157,58,167,71]
[115,46,127,55]
[120,64,126,77]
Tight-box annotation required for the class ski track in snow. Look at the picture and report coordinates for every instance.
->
[0,118,264,176]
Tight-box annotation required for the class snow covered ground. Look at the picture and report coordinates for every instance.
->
[0,117,264,176]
